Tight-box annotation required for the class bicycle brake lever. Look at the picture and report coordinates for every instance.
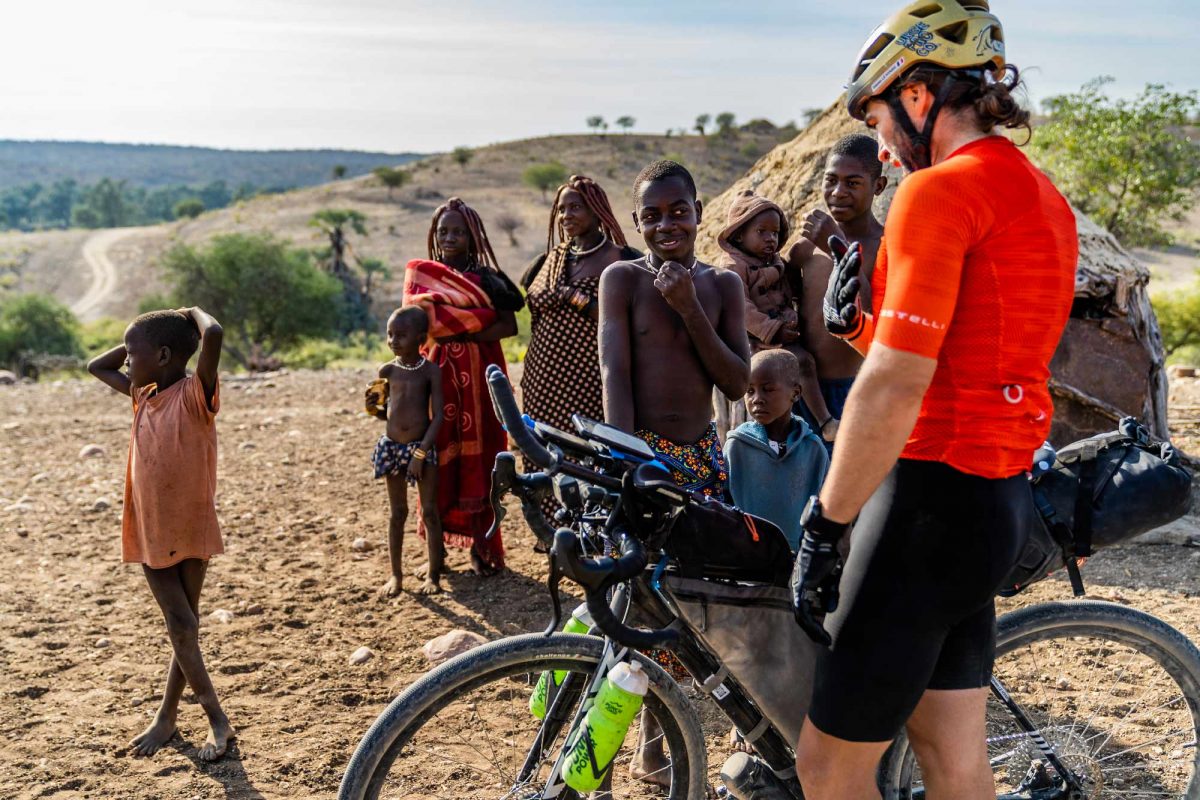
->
[485,453,519,541]
[543,546,564,637]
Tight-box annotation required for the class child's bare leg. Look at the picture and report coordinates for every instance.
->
[629,708,671,787]
[380,474,409,597]
[416,469,444,594]
[141,560,234,761]
[786,344,838,441]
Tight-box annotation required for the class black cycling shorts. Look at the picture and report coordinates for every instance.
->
[807,458,1035,743]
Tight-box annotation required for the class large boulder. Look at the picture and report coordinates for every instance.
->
[698,100,1168,444]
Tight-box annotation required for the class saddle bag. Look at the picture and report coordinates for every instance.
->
[1001,417,1192,596]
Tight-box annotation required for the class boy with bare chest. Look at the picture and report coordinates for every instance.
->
[599,160,750,499]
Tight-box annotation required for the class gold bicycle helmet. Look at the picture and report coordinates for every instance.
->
[846,1,1006,121]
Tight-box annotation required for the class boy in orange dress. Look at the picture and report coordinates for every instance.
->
[88,306,234,762]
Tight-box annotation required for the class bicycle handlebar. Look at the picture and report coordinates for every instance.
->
[552,528,679,649]
[487,364,559,471]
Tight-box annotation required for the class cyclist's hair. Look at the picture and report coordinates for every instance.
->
[428,197,500,271]
[128,310,200,362]
[633,160,697,203]
[897,64,1031,138]
[389,305,429,337]
[828,134,883,181]
[751,349,800,387]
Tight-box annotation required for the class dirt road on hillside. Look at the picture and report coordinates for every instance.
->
[72,227,148,322]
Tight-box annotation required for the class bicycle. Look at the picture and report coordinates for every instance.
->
[339,366,1200,799]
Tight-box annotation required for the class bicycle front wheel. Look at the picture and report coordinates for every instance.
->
[882,600,1200,799]
[338,632,708,800]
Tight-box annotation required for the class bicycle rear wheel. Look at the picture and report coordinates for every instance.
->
[882,600,1200,799]
[338,633,708,800]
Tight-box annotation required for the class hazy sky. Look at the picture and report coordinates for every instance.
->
[4,1,1196,153]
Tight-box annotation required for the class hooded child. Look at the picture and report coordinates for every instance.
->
[714,189,838,444]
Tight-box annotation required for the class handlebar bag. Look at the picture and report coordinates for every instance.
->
[1001,418,1192,596]
[664,575,816,748]
[664,500,794,586]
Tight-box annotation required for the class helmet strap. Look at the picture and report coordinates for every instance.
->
[886,73,961,171]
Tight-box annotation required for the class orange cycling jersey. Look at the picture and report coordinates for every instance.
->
[857,135,1077,478]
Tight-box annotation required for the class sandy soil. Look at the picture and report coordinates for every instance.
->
[2,369,1200,799]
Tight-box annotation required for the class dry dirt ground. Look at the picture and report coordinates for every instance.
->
[3,369,1200,799]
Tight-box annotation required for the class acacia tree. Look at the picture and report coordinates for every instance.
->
[452,146,473,170]
[694,114,711,136]
[616,116,636,134]
[494,212,523,246]
[1032,78,1200,247]
[523,162,568,202]
[587,116,606,135]
[310,209,371,330]
[331,164,347,179]
[372,166,411,199]
[715,112,737,136]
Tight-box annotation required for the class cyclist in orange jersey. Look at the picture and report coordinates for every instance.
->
[789,3,1077,798]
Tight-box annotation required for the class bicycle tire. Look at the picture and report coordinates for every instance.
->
[338,632,709,800]
[880,600,1200,799]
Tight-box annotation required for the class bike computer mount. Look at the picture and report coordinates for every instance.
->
[570,414,658,462]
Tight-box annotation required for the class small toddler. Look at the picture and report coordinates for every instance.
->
[366,306,445,595]
[724,350,829,551]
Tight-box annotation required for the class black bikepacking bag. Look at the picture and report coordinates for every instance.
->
[1001,417,1192,597]
[663,499,794,587]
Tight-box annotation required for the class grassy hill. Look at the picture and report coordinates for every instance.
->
[0,140,424,190]
[7,129,788,320]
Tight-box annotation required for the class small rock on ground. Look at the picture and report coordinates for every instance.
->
[349,646,375,666]
[350,538,373,553]
[209,609,235,624]
[423,630,488,666]
[78,444,105,459]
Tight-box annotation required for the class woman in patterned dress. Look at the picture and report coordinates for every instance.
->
[520,176,640,530]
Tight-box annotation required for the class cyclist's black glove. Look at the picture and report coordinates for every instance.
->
[823,235,863,339]
[792,499,848,647]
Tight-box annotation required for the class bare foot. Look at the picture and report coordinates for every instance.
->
[378,575,402,597]
[411,561,429,579]
[130,717,177,757]
[821,417,840,443]
[470,548,498,577]
[197,715,234,762]
[728,725,750,753]
[628,759,672,789]
[417,578,442,595]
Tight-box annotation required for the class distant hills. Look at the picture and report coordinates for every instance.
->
[0,140,425,191]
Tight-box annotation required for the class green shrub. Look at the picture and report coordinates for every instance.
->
[1154,281,1200,360]
[173,198,205,219]
[80,316,129,355]
[160,232,343,370]
[0,293,83,374]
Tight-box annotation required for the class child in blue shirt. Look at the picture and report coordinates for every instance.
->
[724,350,829,551]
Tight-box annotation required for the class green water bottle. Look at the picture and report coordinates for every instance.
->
[563,660,649,792]
[529,603,594,719]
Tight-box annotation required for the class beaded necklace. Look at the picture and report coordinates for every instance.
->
[393,356,426,371]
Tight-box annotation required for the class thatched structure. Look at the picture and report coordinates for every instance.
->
[697,102,1168,444]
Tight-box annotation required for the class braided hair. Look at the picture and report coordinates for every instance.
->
[427,197,500,271]
[533,176,628,291]
[545,175,629,253]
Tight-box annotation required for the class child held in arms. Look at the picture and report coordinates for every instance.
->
[365,306,445,596]
[87,307,234,762]
[715,189,840,443]
[599,160,750,787]
[724,349,829,551]
[599,160,750,501]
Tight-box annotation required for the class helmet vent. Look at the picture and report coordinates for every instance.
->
[938,21,969,44]
[909,4,944,19]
